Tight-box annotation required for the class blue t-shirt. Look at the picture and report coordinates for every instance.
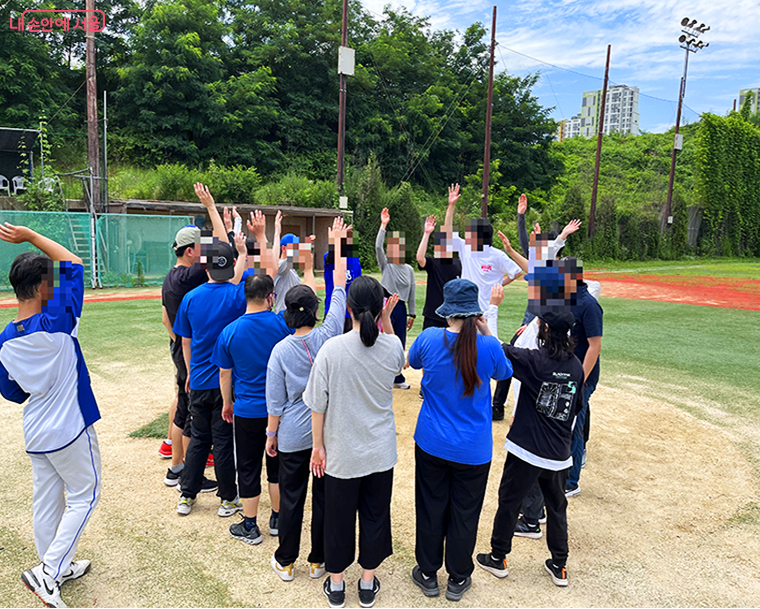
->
[323,253,362,318]
[212,311,293,418]
[572,283,603,387]
[408,327,512,465]
[173,282,247,390]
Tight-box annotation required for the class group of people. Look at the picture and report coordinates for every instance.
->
[0,180,602,609]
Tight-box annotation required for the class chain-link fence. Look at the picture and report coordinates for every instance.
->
[0,211,192,288]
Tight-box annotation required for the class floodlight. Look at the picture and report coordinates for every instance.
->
[681,17,690,26]
[679,34,687,43]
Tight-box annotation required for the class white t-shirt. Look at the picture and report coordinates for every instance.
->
[451,234,522,312]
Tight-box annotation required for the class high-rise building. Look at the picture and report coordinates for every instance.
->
[580,84,640,137]
[739,88,759,113]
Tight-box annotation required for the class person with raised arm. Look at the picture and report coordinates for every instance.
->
[0,223,101,608]
[266,217,352,582]
[376,207,416,389]
[305,276,404,609]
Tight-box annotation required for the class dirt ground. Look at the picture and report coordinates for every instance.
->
[2,355,760,609]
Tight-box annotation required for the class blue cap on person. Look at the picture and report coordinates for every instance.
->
[207,241,236,282]
[435,278,483,318]
[280,233,299,247]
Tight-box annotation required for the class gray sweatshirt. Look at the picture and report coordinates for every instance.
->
[375,227,416,316]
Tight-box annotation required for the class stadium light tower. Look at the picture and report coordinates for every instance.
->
[665,18,710,225]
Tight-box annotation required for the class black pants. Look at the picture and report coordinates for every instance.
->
[415,445,491,581]
[324,469,394,573]
[170,339,191,438]
[390,300,407,384]
[275,449,325,567]
[182,388,237,501]
[493,331,520,415]
[422,316,448,330]
[521,482,545,524]
[490,453,569,567]
[234,415,279,499]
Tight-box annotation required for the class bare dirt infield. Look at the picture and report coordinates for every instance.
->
[1,361,760,607]
[586,273,760,310]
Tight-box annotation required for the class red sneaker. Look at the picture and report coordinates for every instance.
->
[206,453,214,468]
[158,441,172,459]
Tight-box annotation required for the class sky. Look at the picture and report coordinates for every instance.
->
[360,0,760,133]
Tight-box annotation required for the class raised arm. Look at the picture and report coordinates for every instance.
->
[417,215,436,268]
[329,217,348,291]
[271,210,282,262]
[375,208,390,270]
[0,223,82,264]
[303,235,317,294]
[248,211,278,279]
[517,194,530,257]
[194,183,226,240]
[231,232,248,285]
[497,231,529,274]
[443,183,460,231]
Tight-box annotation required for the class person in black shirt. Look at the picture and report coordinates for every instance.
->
[416,215,462,330]
[476,308,584,588]
[159,182,227,488]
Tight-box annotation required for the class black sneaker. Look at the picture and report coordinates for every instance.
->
[269,512,279,536]
[164,468,181,487]
[411,565,439,597]
[358,576,380,608]
[539,510,547,524]
[544,559,568,587]
[323,577,345,608]
[445,575,472,602]
[492,406,505,421]
[229,520,263,545]
[565,484,581,498]
[177,477,218,494]
[476,552,509,579]
[514,516,542,539]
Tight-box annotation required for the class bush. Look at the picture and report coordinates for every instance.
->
[255,173,337,208]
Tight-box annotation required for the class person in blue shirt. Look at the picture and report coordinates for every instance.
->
[173,228,250,517]
[407,279,511,603]
[212,272,294,545]
[323,227,361,333]
[0,223,101,609]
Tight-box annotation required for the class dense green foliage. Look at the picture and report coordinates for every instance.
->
[695,111,760,256]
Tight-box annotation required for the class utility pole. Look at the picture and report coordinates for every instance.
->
[589,44,611,241]
[336,0,349,199]
[86,0,100,210]
[665,18,709,226]
[481,6,497,219]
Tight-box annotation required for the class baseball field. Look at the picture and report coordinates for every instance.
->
[1,260,759,607]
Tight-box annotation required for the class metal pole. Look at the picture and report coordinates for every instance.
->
[336,0,348,196]
[665,46,690,224]
[481,6,497,219]
[39,124,44,178]
[589,44,611,241]
[86,0,100,211]
[103,90,108,213]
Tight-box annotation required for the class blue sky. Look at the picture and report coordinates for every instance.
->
[361,0,760,133]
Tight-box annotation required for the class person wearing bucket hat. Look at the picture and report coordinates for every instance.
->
[476,305,584,588]
[159,182,229,484]
[266,217,351,583]
[406,279,511,602]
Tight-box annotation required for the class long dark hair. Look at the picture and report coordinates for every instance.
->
[443,316,482,397]
[347,276,384,347]
[537,321,577,360]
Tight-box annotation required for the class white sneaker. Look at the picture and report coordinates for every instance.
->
[21,563,67,608]
[218,497,243,517]
[177,495,196,515]
[271,554,295,582]
[61,560,91,584]
[310,562,326,579]
[393,382,411,390]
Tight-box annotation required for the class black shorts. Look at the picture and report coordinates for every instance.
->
[423,316,448,330]
[170,339,192,437]
[234,415,279,498]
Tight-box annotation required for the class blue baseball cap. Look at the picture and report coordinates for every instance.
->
[280,233,299,247]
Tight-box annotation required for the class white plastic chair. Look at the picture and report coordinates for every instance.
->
[12,175,25,196]
[38,177,56,193]
[0,175,9,196]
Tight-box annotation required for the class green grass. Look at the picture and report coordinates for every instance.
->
[586,258,760,279]
[130,411,170,438]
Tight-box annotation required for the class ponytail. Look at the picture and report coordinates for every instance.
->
[347,275,385,347]
[443,316,482,397]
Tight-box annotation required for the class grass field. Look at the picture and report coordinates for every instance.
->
[1,261,760,607]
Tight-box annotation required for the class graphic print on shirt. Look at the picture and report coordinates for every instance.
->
[480,264,493,273]
[535,372,577,422]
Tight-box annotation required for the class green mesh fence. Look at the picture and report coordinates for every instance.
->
[0,211,94,289]
[97,214,193,286]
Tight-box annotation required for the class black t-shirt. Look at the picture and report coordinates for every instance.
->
[421,256,462,321]
[504,344,585,465]
[162,264,207,327]
[572,283,603,387]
